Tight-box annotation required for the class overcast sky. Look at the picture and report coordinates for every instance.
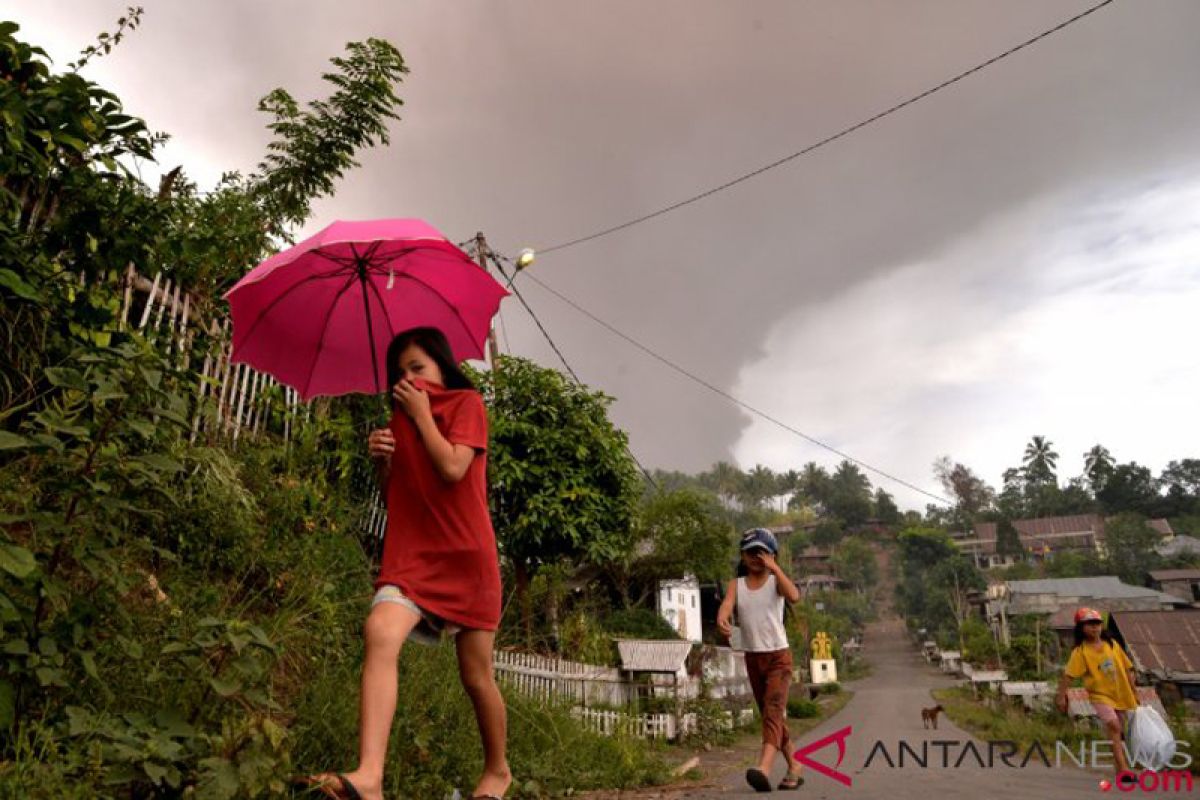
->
[14,1,1200,509]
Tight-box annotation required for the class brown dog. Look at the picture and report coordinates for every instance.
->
[921,705,944,729]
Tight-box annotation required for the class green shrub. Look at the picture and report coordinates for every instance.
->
[788,699,820,718]
[603,608,681,640]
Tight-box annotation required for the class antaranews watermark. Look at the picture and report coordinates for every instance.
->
[793,725,1194,792]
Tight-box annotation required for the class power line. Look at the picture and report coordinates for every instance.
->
[535,0,1115,257]
[489,255,660,489]
[509,264,953,506]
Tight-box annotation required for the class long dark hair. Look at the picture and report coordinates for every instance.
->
[1072,621,1116,648]
[385,327,475,400]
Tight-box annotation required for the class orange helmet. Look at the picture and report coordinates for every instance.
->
[1074,606,1103,624]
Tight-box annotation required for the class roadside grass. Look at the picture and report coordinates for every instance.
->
[934,686,1200,777]
[932,687,1087,750]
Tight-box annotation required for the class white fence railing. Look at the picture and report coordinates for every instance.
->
[569,707,757,741]
[114,266,310,444]
[493,650,632,707]
[492,648,757,740]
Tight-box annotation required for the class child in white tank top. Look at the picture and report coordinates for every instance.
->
[717,528,804,792]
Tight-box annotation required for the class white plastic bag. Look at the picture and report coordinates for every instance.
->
[1127,704,1176,772]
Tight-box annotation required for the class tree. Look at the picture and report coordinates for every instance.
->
[1161,459,1200,497]
[1160,459,1200,518]
[738,464,779,510]
[997,467,1028,519]
[995,517,1024,560]
[793,462,832,512]
[1096,462,1161,516]
[475,357,642,637]
[929,557,986,657]
[932,457,996,518]
[1023,436,1059,486]
[703,461,743,509]
[607,489,734,608]
[873,488,901,525]
[811,517,844,549]
[826,461,873,527]
[1102,513,1163,585]
[830,536,879,594]
[1083,445,1116,493]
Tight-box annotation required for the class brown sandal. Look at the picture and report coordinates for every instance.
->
[297,773,363,800]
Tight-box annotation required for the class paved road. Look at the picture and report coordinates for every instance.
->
[681,616,1134,799]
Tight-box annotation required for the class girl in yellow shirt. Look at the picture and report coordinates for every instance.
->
[1055,606,1138,786]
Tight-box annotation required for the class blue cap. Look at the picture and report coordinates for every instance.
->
[740,528,778,555]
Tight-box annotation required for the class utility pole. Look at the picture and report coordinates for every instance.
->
[473,231,501,367]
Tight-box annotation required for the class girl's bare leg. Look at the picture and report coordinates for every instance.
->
[1108,718,1130,779]
[326,602,420,800]
[456,628,512,798]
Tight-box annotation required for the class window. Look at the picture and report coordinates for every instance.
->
[666,590,672,602]
[691,595,696,608]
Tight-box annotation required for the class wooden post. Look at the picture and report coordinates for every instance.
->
[137,271,161,329]
[119,263,135,330]
[1035,617,1041,676]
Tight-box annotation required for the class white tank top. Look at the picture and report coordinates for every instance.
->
[736,574,788,652]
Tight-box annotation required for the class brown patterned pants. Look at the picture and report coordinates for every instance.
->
[744,648,793,752]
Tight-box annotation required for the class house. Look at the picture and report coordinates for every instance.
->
[1109,609,1200,703]
[957,514,1176,569]
[657,575,702,643]
[1157,535,1200,560]
[797,574,846,598]
[938,650,962,675]
[993,576,1188,648]
[793,544,834,573]
[615,639,695,701]
[1148,569,1200,604]
[958,514,1105,568]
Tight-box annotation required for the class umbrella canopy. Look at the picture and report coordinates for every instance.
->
[225,219,508,400]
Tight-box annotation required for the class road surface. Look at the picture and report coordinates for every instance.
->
[681,616,1150,798]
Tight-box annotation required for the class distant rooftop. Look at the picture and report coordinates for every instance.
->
[1007,576,1184,606]
[1149,568,1200,582]
[615,639,693,674]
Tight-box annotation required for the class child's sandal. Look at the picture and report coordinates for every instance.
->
[745,768,772,792]
[778,773,804,790]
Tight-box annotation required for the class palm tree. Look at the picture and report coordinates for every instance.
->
[707,461,742,509]
[1023,436,1059,485]
[1083,445,1115,492]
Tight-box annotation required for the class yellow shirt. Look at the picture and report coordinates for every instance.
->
[1064,639,1137,710]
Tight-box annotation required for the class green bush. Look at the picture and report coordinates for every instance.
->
[603,608,681,640]
[788,699,820,718]
[818,682,842,695]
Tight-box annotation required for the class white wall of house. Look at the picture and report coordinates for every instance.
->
[657,575,702,643]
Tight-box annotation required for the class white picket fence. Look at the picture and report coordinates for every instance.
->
[492,649,757,740]
[493,650,632,707]
[571,707,679,739]
[569,707,757,741]
[115,266,310,444]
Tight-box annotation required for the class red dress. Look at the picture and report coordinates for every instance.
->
[375,381,501,631]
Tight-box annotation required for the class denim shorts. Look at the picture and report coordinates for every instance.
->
[371,584,461,645]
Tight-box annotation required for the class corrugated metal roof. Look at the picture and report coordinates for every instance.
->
[1158,535,1200,557]
[798,574,845,584]
[1149,569,1200,581]
[1111,609,1200,679]
[975,514,1102,543]
[1148,519,1175,536]
[615,639,693,673]
[1007,576,1181,603]
[971,515,1173,553]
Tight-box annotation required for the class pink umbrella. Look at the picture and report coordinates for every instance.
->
[224,219,508,400]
